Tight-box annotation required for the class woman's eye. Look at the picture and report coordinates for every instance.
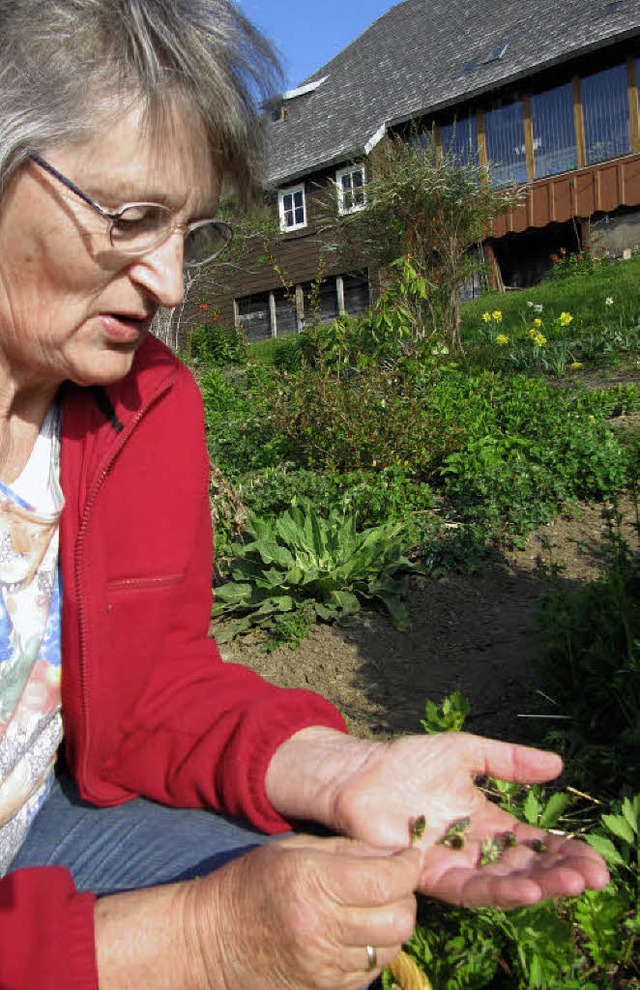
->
[115,205,167,231]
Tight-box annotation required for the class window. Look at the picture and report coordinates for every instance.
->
[582,63,630,164]
[531,83,577,178]
[278,184,307,231]
[439,115,479,166]
[336,165,366,214]
[236,293,272,342]
[484,100,528,185]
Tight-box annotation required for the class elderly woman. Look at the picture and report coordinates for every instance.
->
[0,1,607,987]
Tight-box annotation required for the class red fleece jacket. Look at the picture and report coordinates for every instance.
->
[0,336,347,988]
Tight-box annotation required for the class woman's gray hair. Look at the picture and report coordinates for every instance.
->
[0,0,282,204]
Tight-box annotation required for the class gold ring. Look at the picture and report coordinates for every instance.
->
[366,944,377,971]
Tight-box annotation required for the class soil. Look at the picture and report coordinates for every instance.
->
[217,498,638,746]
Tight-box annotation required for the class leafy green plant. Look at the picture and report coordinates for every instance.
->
[420,690,470,733]
[578,794,640,979]
[211,500,421,645]
[188,318,248,368]
[536,510,640,795]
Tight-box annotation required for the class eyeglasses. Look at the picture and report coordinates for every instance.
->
[28,152,233,268]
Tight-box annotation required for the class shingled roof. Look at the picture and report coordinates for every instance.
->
[265,0,640,186]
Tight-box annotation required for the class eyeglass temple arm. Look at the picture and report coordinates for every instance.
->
[28,152,114,220]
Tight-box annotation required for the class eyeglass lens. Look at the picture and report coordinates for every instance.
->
[109,205,231,267]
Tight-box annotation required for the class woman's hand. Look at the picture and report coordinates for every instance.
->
[96,834,421,989]
[267,728,610,910]
[187,835,421,990]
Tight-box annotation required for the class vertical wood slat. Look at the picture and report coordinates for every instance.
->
[476,109,487,174]
[572,75,586,168]
[628,57,640,153]
[268,292,277,337]
[523,95,536,182]
[295,284,304,331]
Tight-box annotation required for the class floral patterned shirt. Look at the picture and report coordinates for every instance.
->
[0,406,64,875]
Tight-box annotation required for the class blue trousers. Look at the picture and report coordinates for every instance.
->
[10,770,279,893]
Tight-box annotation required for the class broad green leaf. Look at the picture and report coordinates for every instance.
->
[621,795,640,835]
[601,813,635,846]
[585,833,626,868]
[539,792,571,829]
[376,592,411,631]
[523,789,541,826]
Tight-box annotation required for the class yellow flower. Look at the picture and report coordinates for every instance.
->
[528,327,537,338]
[532,332,547,346]
[492,310,503,322]
[569,362,583,370]
[495,333,510,346]
[482,312,492,323]
[588,414,595,423]
[558,311,573,326]
[533,317,543,327]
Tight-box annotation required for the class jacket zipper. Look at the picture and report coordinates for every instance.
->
[74,374,174,800]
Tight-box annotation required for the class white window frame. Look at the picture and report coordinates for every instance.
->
[278,183,307,231]
[336,164,366,215]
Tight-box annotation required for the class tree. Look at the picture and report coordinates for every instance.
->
[328,132,524,351]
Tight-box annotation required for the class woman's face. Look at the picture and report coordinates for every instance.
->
[0,103,220,392]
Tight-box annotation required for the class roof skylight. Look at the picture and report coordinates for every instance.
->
[484,42,509,64]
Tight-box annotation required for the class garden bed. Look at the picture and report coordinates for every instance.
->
[216,497,637,746]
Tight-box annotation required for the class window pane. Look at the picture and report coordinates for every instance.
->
[531,83,577,178]
[439,116,478,166]
[583,63,630,164]
[237,293,271,342]
[343,273,369,316]
[303,279,339,325]
[274,288,298,336]
[484,101,528,184]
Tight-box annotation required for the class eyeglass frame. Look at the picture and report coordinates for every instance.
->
[27,151,233,268]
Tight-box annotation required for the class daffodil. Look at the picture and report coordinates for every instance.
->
[558,311,573,326]
[569,362,583,371]
[492,310,503,322]
[533,317,543,327]
[605,297,614,306]
[533,303,544,313]
[482,312,492,323]
[495,334,509,346]
[532,332,547,347]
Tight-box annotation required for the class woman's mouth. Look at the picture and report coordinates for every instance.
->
[100,313,151,343]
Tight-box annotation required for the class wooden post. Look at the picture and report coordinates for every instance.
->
[336,275,346,315]
[476,109,488,179]
[523,95,536,182]
[268,291,277,338]
[295,284,305,331]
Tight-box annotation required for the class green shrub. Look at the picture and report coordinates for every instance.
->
[201,365,293,479]
[188,319,247,368]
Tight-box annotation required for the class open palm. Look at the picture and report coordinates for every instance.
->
[330,732,609,908]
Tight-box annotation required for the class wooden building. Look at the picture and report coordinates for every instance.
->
[204,0,640,342]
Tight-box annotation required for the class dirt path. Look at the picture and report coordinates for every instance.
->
[217,500,637,745]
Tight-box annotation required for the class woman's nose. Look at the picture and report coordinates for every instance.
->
[128,233,186,309]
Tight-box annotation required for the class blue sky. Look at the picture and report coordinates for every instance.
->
[238,0,398,88]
